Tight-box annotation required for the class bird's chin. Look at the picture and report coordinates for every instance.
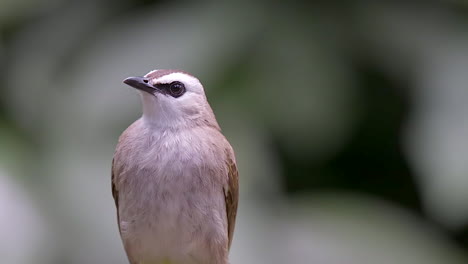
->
[139,91,159,107]
[138,90,157,98]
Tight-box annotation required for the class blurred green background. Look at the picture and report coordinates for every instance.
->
[1,0,468,263]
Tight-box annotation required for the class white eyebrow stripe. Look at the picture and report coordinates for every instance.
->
[156,72,198,84]
[145,69,195,80]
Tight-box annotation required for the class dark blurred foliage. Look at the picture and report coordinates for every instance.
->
[280,61,421,209]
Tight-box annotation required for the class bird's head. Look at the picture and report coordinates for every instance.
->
[123,69,219,130]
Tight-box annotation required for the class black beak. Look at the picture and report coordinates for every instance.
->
[123,76,157,95]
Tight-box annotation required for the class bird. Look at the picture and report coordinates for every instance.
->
[111,69,239,264]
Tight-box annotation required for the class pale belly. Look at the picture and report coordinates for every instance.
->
[117,170,227,264]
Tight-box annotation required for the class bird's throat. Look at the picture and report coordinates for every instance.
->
[140,93,165,125]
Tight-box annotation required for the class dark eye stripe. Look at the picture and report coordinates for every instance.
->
[153,81,186,98]
[154,83,170,90]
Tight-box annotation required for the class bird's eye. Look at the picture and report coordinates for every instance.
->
[169,81,185,98]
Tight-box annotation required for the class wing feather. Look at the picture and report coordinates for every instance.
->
[224,153,239,249]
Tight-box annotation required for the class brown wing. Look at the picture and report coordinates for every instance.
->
[224,155,239,250]
[111,158,121,234]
